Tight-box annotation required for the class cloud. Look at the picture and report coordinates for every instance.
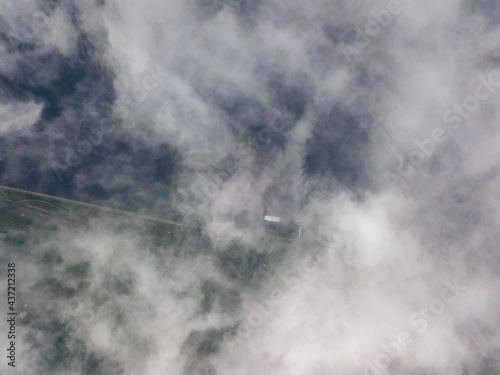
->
[0,0,499,374]
[0,101,42,135]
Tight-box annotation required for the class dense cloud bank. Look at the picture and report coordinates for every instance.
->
[0,0,499,374]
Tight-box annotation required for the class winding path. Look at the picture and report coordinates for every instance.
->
[0,199,87,225]
[0,185,185,227]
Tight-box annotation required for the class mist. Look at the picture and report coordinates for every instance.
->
[0,0,499,374]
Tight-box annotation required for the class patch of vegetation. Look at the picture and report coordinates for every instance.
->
[219,287,241,314]
[144,220,178,247]
[76,280,91,294]
[105,270,135,296]
[217,240,270,282]
[35,277,76,300]
[200,280,241,315]
[81,352,123,375]
[110,276,134,295]
[62,204,100,219]
[41,327,71,366]
[3,234,26,246]
[0,189,31,202]
[175,225,212,256]
[65,261,90,279]
[83,352,105,375]
[196,330,222,356]
[182,326,239,375]
[200,281,217,314]
[90,290,113,310]
[182,328,225,358]
[0,212,33,228]
[40,248,64,265]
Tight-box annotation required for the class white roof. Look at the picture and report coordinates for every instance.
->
[264,215,281,223]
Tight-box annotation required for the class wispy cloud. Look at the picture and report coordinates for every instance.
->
[0,0,500,374]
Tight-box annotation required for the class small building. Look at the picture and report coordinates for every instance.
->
[263,215,301,239]
[264,215,281,223]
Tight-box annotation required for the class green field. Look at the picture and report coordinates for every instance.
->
[0,187,299,375]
